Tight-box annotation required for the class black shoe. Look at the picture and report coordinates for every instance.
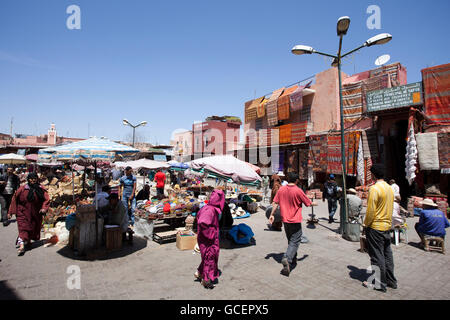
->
[328,217,334,224]
[3,221,9,227]
[280,257,290,277]
[387,282,398,289]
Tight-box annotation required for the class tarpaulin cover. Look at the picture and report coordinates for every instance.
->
[437,132,450,169]
[258,128,278,147]
[290,82,312,112]
[416,132,440,170]
[291,122,308,144]
[298,148,309,179]
[245,97,263,123]
[422,63,450,123]
[266,88,284,127]
[257,98,268,118]
[326,132,361,175]
[244,100,252,123]
[190,155,262,184]
[342,81,363,125]
[309,135,327,172]
[277,86,298,121]
[279,124,292,144]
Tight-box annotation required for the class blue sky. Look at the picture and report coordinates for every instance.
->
[1,0,449,145]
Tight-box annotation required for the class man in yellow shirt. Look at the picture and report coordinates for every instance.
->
[362,164,397,293]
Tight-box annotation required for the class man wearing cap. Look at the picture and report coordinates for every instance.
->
[415,199,450,248]
[269,172,313,277]
[362,164,397,293]
[323,174,340,224]
[347,188,362,223]
[119,166,136,227]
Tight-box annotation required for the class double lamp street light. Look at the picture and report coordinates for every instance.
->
[291,16,392,237]
[123,119,147,147]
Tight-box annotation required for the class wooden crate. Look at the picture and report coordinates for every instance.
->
[105,226,122,251]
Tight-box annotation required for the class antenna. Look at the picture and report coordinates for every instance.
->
[375,54,391,66]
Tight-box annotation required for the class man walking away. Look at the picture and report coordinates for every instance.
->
[323,174,339,223]
[154,170,166,199]
[0,166,20,226]
[269,172,313,277]
[362,164,397,293]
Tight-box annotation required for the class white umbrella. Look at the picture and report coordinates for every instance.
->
[0,153,27,165]
[190,155,262,184]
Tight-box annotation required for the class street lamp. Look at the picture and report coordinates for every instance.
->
[123,119,148,147]
[291,16,392,236]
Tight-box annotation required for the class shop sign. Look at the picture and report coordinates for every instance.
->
[366,82,423,112]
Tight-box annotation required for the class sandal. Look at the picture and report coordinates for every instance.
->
[17,245,25,256]
[201,279,214,289]
[194,271,201,281]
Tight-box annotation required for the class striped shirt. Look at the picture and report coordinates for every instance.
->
[364,180,394,231]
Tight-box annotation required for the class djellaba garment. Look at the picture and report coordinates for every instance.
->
[9,176,50,249]
[196,189,225,288]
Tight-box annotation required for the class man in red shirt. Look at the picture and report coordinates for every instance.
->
[269,172,313,276]
[154,170,166,199]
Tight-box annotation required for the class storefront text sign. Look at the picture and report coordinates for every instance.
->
[366,82,423,112]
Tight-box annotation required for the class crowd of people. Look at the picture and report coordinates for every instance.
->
[1,162,449,293]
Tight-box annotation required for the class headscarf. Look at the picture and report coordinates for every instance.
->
[27,172,45,202]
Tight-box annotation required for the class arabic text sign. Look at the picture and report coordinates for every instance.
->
[367,82,422,112]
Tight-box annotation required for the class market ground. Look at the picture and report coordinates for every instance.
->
[1,199,449,300]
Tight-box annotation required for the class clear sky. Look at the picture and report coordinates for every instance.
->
[1,0,449,145]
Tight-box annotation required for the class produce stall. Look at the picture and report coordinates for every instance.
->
[38,137,139,253]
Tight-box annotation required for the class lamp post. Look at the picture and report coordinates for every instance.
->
[291,17,392,236]
[123,119,148,147]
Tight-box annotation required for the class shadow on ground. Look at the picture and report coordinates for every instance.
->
[347,265,369,282]
[264,253,309,264]
[55,236,148,261]
[0,281,22,300]
[219,237,256,249]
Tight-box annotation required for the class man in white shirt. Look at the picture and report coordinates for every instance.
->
[96,185,111,209]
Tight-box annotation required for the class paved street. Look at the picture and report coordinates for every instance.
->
[1,200,449,300]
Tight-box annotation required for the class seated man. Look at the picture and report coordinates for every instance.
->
[136,184,150,202]
[96,185,111,209]
[347,188,362,223]
[415,198,450,246]
[99,193,129,239]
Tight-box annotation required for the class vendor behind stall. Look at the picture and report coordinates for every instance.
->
[99,193,129,234]
[136,184,150,201]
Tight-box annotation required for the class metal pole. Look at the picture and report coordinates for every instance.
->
[337,41,349,236]
[132,126,136,148]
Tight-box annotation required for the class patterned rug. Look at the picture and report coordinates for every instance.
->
[266,88,284,126]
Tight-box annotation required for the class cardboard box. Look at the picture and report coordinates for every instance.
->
[176,232,197,251]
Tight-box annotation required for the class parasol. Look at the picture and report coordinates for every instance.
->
[0,153,27,165]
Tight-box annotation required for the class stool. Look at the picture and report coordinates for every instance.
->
[423,237,445,254]
[391,226,408,246]
[105,226,122,251]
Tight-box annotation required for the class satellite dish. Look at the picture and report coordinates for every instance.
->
[375,54,391,66]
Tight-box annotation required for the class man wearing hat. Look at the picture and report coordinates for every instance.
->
[323,174,340,223]
[415,198,450,247]
[347,188,362,223]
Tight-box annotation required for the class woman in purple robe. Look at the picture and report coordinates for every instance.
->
[194,189,224,289]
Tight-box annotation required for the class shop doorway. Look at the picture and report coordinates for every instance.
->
[386,119,409,207]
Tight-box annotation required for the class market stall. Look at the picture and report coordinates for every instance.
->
[38,137,139,254]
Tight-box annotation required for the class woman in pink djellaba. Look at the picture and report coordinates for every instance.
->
[194,189,224,289]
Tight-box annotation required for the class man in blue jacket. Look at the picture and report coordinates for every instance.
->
[415,199,450,248]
